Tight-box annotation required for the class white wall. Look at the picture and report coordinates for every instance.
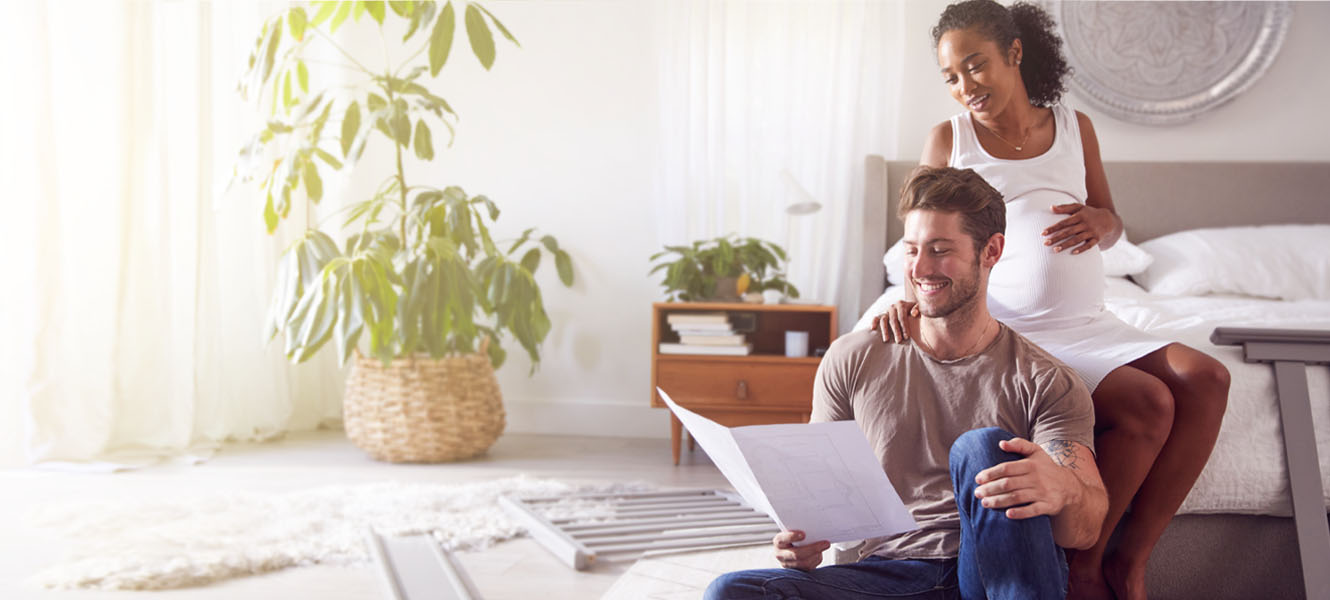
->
[340,1,1328,441]
[339,1,669,438]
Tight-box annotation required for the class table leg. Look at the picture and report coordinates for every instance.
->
[670,413,682,466]
[1272,361,1330,599]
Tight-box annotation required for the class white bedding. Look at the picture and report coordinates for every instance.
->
[854,278,1330,516]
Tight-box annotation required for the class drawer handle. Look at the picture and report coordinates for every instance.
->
[736,380,748,400]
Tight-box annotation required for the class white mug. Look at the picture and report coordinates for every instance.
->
[785,331,809,358]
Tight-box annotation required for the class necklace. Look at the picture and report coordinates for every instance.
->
[975,118,1030,152]
[962,318,996,357]
[919,318,996,360]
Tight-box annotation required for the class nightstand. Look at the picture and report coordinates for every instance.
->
[650,301,838,464]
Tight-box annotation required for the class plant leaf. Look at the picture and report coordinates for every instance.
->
[519,248,540,274]
[261,17,283,84]
[507,227,533,255]
[555,249,574,286]
[340,101,360,157]
[330,1,353,33]
[313,147,344,170]
[289,7,308,41]
[474,194,498,220]
[463,4,495,70]
[335,274,364,365]
[263,192,279,233]
[412,119,433,160]
[475,3,519,47]
[539,234,559,253]
[389,1,411,18]
[311,1,338,26]
[303,161,323,203]
[282,70,293,109]
[390,100,411,147]
[429,2,456,76]
[297,61,309,93]
[365,0,385,24]
[402,0,435,41]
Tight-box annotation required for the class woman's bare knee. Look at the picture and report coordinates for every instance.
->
[1095,374,1174,445]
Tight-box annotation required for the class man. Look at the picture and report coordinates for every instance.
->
[706,166,1108,599]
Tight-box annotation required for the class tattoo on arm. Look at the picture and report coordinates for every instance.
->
[1043,440,1081,470]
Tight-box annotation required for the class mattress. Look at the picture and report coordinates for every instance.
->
[853,279,1330,516]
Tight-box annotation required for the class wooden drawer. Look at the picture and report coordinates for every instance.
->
[655,359,816,411]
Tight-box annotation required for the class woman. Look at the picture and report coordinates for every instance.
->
[873,2,1229,599]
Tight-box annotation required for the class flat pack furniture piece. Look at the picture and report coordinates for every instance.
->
[365,529,484,600]
[1211,327,1330,600]
[500,488,779,570]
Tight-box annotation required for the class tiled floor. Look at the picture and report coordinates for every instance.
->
[0,431,740,600]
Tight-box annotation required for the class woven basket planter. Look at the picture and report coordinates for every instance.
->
[343,350,506,463]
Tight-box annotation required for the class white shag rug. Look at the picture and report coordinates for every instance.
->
[28,475,649,591]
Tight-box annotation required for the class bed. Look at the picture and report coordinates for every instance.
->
[856,157,1330,599]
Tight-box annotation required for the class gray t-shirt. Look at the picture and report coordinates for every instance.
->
[811,324,1094,560]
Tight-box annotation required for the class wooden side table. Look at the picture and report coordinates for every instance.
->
[650,301,838,464]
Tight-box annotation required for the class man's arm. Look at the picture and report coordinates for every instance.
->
[973,438,1108,550]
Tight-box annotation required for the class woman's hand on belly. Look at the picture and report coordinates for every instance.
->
[1043,203,1117,254]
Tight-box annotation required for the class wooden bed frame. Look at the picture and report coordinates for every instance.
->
[859,157,1330,600]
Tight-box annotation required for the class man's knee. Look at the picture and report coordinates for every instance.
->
[949,427,1018,479]
[704,570,764,600]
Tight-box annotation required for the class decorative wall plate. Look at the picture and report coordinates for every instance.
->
[1042,1,1291,125]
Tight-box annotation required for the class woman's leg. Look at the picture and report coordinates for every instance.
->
[1104,344,1229,600]
[1066,365,1174,600]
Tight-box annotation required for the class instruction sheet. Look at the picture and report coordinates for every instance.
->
[658,388,917,545]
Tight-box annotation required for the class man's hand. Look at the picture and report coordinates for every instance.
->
[973,437,1082,520]
[772,530,830,571]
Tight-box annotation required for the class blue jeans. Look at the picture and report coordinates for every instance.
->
[704,428,1068,600]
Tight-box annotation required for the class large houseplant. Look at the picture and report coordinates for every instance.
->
[232,1,572,461]
[649,235,798,302]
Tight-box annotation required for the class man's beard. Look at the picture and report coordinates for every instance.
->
[914,257,982,319]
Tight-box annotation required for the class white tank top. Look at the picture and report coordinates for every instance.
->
[949,104,1105,324]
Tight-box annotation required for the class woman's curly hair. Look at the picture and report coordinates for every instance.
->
[931,0,1070,107]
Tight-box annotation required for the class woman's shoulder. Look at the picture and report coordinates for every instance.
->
[921,119,954,167]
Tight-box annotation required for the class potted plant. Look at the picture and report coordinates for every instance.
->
[231,1,573,462]
[649,235,798,302]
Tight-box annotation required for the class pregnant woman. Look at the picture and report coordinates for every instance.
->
[874,2,1230,598]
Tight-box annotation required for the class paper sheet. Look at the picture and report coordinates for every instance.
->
[659,388,916,544]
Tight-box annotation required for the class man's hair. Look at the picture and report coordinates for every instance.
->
[897,166,1005,253]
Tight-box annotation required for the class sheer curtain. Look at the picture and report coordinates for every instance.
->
[653,0,904,328]
[0,1,343,468]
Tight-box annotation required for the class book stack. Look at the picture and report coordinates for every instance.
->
[659,312,753,356]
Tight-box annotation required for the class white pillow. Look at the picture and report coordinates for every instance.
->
[885,234,1153,281]
[883,240,906,286]
[1101,236,1154,277]
[1134,225,1330,301]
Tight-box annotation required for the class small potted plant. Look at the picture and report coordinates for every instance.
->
[232,1,573,462]
[649,235,798,302]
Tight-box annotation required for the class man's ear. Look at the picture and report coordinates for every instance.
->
[982,233,1004,268]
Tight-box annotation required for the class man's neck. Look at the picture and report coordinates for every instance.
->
[912,304,997,361]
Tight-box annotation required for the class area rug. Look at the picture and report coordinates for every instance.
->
[27,475,649,591]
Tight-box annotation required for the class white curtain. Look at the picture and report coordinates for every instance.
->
[653,0,904,329]
[0,1,344,468]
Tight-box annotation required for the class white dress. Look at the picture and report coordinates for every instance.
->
[950,104,1168,391]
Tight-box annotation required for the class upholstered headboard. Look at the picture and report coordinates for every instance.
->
[859,156,1330,311]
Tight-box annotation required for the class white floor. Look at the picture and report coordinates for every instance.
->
[0,431,738,600]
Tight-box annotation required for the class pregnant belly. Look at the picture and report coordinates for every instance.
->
[987,195,1105,320]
